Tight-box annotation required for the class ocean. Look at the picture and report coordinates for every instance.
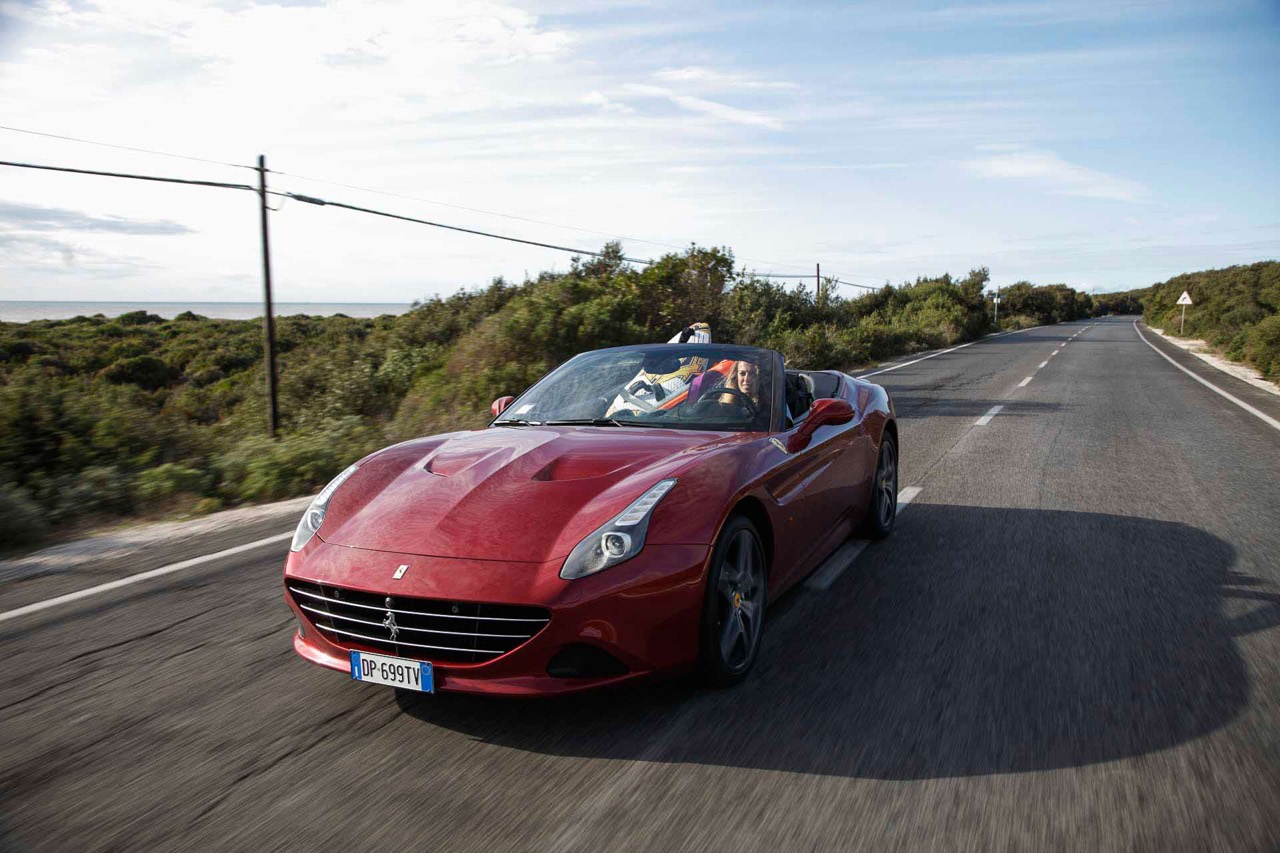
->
[0,301,414,322]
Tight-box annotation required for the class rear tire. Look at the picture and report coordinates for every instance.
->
[858,433,898,540]
[698,515,767,688]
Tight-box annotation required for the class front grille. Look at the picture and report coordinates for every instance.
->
[288,580,550,664]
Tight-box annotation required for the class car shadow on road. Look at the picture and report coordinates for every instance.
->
[398,506,1274,780]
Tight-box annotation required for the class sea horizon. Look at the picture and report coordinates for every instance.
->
[0,300,415,323]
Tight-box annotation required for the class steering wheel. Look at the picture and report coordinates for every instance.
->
[711,387,758,417]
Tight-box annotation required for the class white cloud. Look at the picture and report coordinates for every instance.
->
[652,66,797,91]
[967,147,1148,202]
[623,83,785,130]
[0,0,1271,301]
[581,90,634,114]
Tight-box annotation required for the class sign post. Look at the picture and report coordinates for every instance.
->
[1177,290,1193,335]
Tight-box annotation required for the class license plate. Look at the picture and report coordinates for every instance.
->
[350,650,434,693]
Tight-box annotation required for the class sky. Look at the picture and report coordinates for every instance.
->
[0,0,1277,302]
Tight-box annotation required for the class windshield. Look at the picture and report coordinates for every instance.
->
[493,345,776,432]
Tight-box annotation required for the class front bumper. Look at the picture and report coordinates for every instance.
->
[285,539,711,696]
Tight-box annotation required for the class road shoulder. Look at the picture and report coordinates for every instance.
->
[0,495,308,615]
[1136,320,1280,432]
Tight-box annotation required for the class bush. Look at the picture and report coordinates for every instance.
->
[214,418,382,502]
[1142,261,1279,382]
[25,465,133,524]
[133,463,211,506]
[100,355,174,390]
[0,484,47,548]
[1244,313,1280,380]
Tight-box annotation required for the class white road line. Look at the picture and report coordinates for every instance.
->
[1049,350,1058,358]
[0,531,293,625]
[1038,361,1048,369]
[1018,377,1033,388]
[974,404,1004,425]
[857,344,971,379]
[1133,321,1280,433]
[804,486,923,591]
[856,326,1044,379]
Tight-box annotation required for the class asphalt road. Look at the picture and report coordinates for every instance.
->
[2,316,1278,852]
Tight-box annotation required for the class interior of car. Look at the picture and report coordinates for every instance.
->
[782,370,843,428]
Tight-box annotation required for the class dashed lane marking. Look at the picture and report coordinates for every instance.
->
[804,486,923,591]
[856,326,1045,380]
[1018,377,1033,388]
[974,404,1004,425]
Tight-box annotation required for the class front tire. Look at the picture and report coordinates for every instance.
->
[859,432,898,540]
[698,515,767,687]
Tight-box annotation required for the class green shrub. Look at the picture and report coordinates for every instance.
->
[0,484,47,548]
[215,418,382,502]
[1244,313,1280,380]
[134,463,211,506]
[1142,261,1279,382]
[191,497,224,515]
[25,465,133,524]
[99,355,174,390]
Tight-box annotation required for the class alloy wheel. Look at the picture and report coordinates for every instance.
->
[878,439,897,529]
[715,527,765,671]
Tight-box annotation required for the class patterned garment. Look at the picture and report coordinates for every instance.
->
[605,323,712,416]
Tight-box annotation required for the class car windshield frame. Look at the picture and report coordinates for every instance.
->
[489,343,783,433]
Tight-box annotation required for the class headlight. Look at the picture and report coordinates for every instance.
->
[560,478,676,579]
[290,463,359,552]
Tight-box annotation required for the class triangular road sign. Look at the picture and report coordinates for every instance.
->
[1177,291,1193,306]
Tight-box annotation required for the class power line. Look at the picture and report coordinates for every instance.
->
[285,192,656,266]
[0,122,886,285]
[0,156,884,288]
[269,168,886,285]
[0,159,256,191]
[0,125,252,171]
[745,272,880,291]
[270,168,691,255]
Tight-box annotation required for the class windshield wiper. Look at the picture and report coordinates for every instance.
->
[543,418,632,427]
[492,418,542,426]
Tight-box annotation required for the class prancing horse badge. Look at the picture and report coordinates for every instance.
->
[393,564,409,580]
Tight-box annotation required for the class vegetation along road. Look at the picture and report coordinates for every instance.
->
[2,315,1278,851]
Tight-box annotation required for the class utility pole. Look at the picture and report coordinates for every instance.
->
[256,154,280,438]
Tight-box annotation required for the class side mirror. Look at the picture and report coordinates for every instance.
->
[786,398,854,453]
[491,396,515,417]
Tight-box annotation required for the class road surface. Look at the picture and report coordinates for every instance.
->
[2,316,1278,851]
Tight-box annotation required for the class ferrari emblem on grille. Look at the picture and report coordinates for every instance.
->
[382,610,400,641]
[393,564,409,579]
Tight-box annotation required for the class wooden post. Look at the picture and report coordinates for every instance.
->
[257,154,279,438]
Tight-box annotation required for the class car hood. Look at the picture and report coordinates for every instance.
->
[320,426,742,562]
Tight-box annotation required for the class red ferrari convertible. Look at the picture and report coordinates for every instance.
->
[284,342,897,696]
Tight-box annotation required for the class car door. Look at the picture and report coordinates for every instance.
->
[760,368,869,587]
